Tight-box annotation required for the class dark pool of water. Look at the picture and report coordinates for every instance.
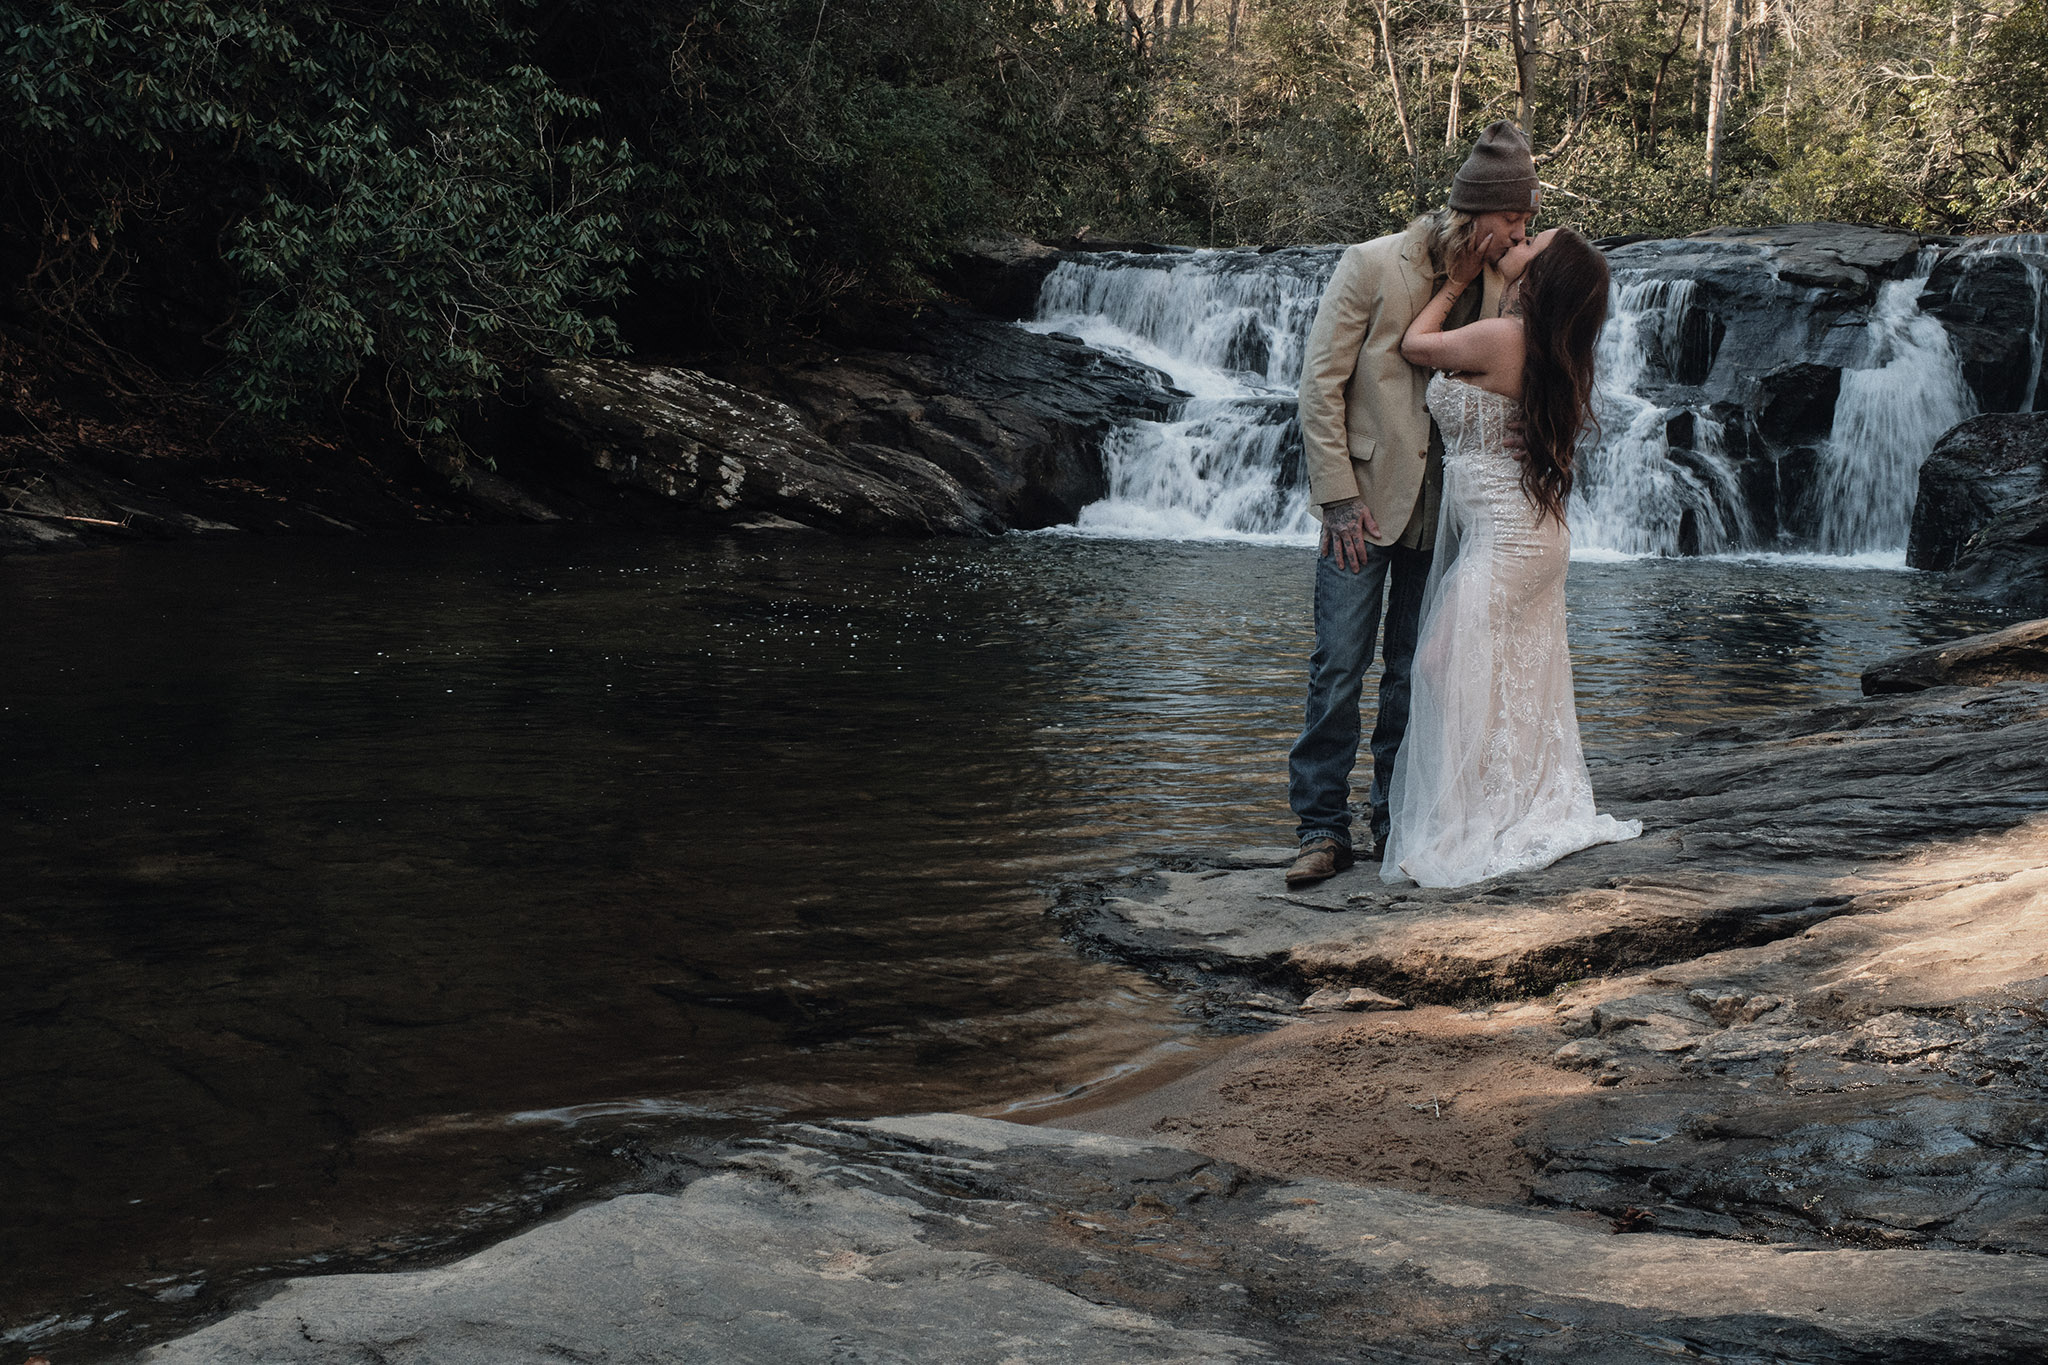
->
[0,528,2016,1357]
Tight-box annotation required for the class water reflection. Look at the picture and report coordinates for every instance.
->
[0,529,2015,1357]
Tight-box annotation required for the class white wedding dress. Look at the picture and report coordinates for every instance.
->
[1381,374,1642,888]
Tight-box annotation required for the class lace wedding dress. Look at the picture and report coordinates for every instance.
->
[1381,374,1642,888]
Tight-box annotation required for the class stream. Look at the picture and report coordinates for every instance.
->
[0,525,2018,1359]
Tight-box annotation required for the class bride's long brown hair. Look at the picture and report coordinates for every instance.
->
[1517,230,1609,525]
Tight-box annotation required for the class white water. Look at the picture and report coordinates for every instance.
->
[1813,250,1977,554]
[1028,249,1333,543]
[1573,276,1753,556]
[1027,241,2005,559]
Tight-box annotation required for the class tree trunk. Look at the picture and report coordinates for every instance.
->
[1693,0,1710,126]
[1227,0,1241,47]
[1509,0,1536,132]
[1377,0,1422,205]
[1646,11,1689,160]
[1123,0,1146,54]
[1151,0,1165,48]
[1447,0,1474,145]
[1706,0,1740,196]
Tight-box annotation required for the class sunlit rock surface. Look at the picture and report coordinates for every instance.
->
[1056,682,2048,1261]
[144,1114,2048,1364]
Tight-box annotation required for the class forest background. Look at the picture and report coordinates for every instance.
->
[5,0,2048,448]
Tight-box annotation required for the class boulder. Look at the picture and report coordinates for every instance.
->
[1861,618,2048,693]
[524,360,989,535]
[1909,411,2048,609]
[708,310,1180,532]
[1753,360,1843,444]
[1690,221,1934,298]
[1600,225,1944,549]
[1920,247,2048,413]
[938,236,1064,318]
[517,313,1181,537]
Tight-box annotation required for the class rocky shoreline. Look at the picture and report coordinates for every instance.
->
[125,626,2048,1362]
[0,302,1182,554]
[11,225,2048,616]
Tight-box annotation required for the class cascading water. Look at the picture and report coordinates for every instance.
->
[1574,276,1753,556]
[1026,234,2011,559]
[1813,249,1976,554]
[1027,248,1338,541]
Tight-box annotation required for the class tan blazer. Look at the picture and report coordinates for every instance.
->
[1297,224,1505,545]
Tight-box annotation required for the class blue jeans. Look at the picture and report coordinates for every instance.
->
[1288,539,1433,851]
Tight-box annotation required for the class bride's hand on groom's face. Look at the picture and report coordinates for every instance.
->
[1451,233,1494,287]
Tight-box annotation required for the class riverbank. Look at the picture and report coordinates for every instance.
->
[119,630,2048,1362]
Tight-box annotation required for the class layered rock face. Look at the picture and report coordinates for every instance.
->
[509,312,1179,537]
[1596,224,2036,551]
[1909,411,2048,610]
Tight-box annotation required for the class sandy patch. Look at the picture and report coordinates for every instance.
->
[1042,1005,1591,1202]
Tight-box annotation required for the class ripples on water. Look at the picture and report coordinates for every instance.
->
[0,528,2015,1356]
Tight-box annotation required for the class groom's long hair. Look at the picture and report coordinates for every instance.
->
[1517,230,1609,525]
[1412,206,1480,279]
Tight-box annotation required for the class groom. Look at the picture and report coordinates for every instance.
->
[1285,121,1541,887]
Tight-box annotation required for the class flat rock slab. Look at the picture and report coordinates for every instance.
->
[1862,617,2048,693]
[144,1114,2048,1364]
[1516,817,2048,1252]
[1054,684,2048,1020]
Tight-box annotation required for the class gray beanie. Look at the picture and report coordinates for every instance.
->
[1448,121,1540,213]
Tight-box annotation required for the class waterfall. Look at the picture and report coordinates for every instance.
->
[1812,250,1976,554]
[1573,276,1753,557]
[1027,248,1338,543]
[1025,235,1998,559]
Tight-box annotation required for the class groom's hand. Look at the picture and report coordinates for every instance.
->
[1319,496,1380,571]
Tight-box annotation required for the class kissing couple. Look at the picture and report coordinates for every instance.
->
[1285,120,1642,892]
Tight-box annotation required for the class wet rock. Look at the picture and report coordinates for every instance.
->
[1600,228,1877,544]
[521,315,1179,537]
[1861,617,2048,693]
[938,236,1064,318]
[1920,246,2048,412]
[706,311,1179,532]
[524,360,988,534]
[1754,361,1843,444]
[1691,222,1934,296]
[1607,226,1936,419]
[1055,684,2048,1020]
[141,1114,2048,1364]
[1908,411,2048,610]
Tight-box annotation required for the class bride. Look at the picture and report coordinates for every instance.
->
[1381,227,1641,888]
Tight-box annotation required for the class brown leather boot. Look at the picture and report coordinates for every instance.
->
[1285,838,1355,887]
